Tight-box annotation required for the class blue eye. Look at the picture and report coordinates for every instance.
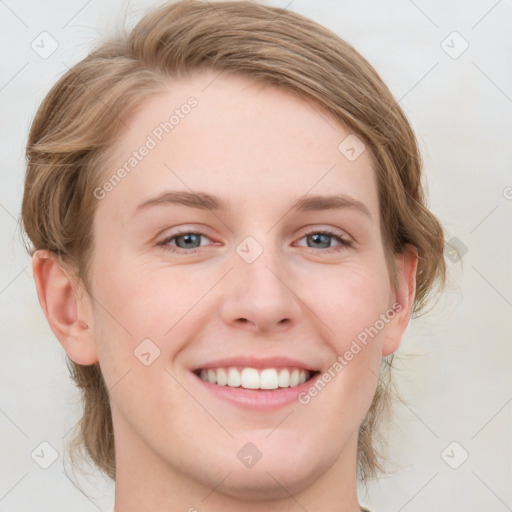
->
[299,231,352,250]
[159,232,209,251]
[158,229,352,253]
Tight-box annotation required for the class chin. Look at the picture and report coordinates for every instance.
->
[203,437,333,501]
[213,461,324,502]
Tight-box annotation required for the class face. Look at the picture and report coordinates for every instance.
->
[84,70,412,500]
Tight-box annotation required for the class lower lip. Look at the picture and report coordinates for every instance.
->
[190,371,320,411]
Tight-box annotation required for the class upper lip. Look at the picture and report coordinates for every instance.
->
[190,356,320,372]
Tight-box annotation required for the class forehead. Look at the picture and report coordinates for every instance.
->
[98,70,379,220]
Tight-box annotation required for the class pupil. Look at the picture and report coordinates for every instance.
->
[311,233,329,248]
[180,234,199,247]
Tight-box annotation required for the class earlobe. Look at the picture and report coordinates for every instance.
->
[382,245,419,357]
[32,250,98,365]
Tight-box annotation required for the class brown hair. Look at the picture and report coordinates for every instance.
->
[21,0,446,485]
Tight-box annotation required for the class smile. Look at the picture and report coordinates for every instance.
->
[194,367,319,390]
[190,356,322,409]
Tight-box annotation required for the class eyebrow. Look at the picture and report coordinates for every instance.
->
[135,190,372,219]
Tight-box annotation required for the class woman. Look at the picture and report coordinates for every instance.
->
[21,1,446,510]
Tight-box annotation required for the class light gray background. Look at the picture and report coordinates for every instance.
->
[1,1,511,511]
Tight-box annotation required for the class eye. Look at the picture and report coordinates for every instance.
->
[296,230,353,252]
[158,231,213,252]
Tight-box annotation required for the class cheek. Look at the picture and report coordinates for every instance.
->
[90,256,219,402]
[304,262,392,347]
[91,261,192,424]
[91,253,198,337]
[300,262,390,409]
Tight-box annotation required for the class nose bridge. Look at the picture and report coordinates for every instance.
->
[219,233,300,329]
[237,233,288,296]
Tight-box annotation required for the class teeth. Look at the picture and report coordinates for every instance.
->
[216,368,228,386]
[260,368,279,389]
[227,367,241,387]
[278,368,290,387]
[241,368,260,389]
[290,369,299,387]
[197,367,311,389]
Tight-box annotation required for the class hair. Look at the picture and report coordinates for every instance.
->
[21,0,446,486]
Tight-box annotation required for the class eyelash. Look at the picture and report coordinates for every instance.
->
[157,229,353,254]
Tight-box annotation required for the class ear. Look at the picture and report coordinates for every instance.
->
[382,244,419,357]
[32,250,98,365]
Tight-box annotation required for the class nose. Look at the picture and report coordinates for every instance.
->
[218,240,302,333]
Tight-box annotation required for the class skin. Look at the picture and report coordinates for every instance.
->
[33,70,417,512]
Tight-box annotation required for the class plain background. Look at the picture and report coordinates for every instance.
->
[1,1,511,510]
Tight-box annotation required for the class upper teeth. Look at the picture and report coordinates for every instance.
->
[198,367,310,390]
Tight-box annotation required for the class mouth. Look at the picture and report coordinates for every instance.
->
[189,356,323,409]
[193,366,321,391]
